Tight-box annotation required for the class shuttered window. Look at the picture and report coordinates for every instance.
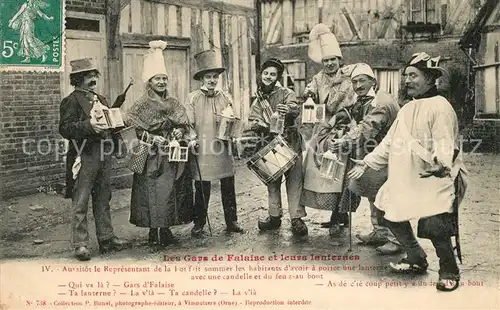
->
[282,60,307,97]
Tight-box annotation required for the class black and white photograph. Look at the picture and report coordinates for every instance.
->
[0,0,499,309]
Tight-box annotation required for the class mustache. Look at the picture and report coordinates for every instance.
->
[88,80,97,86]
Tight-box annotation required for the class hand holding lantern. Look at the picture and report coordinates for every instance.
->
[301,96,325,124]
[216,104,238,141]
[167,137,188,162]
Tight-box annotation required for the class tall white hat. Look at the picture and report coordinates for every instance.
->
[351,63,376,80]
[308,24,342,64]
[142,40,168,83]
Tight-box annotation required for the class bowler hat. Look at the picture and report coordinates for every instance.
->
[193,50,226,81]
[69,58,99,75]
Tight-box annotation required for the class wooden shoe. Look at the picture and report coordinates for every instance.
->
[436,275,460,292]
[75,246,91,261]
[389,258,428,274]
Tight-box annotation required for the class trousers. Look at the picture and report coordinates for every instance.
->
[71,152,115,248]
[267,154,307,219]
[193,176,237,227]
[386,218,459,277]
[348,167,398,244]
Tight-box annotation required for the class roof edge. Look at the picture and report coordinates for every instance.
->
[458,0,499,48]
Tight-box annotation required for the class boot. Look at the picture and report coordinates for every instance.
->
[258,216,281,231]
[148,228,159,246]
[99,236,130,254]
[226,221,245,233]
[329,223,342,237]
[339,213,349,227]
[376,242,403,255]
[291,218,308,236]
[320,221,332,228]
[356,231,388,245]
[191,224,207,239]
[159,227,180,246]
[75,246,91,261]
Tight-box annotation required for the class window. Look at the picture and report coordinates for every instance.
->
[281,60,306,97]
[409,0,437,23]
[66,17,100,32]
[373,69,401,99]
[479,33,500,114]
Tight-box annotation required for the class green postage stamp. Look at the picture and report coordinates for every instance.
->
[0,0,64,71]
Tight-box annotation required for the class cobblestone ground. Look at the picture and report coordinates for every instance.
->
[1,154,499,307]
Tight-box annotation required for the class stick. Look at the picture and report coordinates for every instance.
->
[193,150,213,236]
[338,111,355,252]
[344,149,352,252]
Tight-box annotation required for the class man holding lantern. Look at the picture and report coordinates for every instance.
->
[300,23,358,237]
[328,63,402,255]
[184,49,244,238]
[59,58,130,261]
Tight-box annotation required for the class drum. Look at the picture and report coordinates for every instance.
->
[246,135,298,185]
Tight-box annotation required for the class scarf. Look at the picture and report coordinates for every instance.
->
[126,88,189,133]
[412,86,439,100]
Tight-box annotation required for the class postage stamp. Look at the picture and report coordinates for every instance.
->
[0,0,65,71]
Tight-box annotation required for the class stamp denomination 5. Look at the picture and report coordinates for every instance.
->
[0,0,64,71]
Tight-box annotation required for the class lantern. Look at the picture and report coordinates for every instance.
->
[270,111,285,135]
[168,138,188,162]
[301,97,315,124]
[301,97,325,124]
[90,95,108,128]
[90,95,124,128]
[319,150,345,182]
[315,102,325,123]
[216,104,237,140]
[117,126,137,153]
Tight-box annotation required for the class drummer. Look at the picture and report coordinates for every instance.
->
[245,58,307,236]
[300,23,358,237]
